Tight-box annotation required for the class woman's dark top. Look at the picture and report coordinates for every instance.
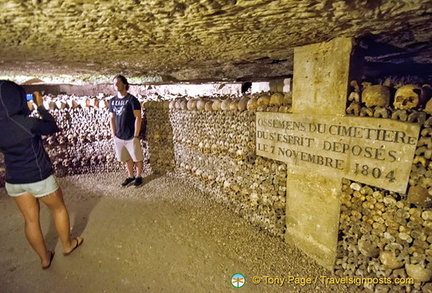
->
[0,80,59,184]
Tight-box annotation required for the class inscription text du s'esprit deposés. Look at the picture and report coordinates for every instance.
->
[256,113,420,193]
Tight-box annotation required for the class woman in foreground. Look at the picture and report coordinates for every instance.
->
[0,80,83,269]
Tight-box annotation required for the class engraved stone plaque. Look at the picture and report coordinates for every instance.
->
[256,113,421,193]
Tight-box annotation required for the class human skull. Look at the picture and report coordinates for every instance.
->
[237,96,249,111]
[257,95,270,107]
[229,100,238,111]
[393,84,422,109]
[186,99,197,111]
[246,97,258,111]
[421,84,432,112]
[196,99,206,111]
[204,101,213,111]
[174,99,182,110]
[166,100,174,108]
[269,93,284,106]
[212,99,222,111]
[105,154,113,163]
[67,134,77,145]
[46,136,57,145]
[180,100,187,110]
[361,85,390,107]
[142,101,152,109]
[425,98,432,114]
[169,100,176,109]
[57,135,67,145]
[221,99,231,111]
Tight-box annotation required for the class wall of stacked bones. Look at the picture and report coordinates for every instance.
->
[1,77,432,291]
[339,79,432,292]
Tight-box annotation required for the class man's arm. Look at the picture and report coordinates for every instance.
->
[133,109,142,137]
[109,112,116,137]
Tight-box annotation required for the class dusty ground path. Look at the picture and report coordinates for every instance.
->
[0,172,360,293]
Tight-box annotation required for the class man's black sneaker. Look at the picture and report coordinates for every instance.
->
[134,177,143,187]
[121,177,135,186]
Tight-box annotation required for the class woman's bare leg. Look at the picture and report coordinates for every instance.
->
[13,193,52,267]
[40,188,83,255]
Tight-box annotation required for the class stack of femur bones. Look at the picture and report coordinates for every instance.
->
[338,79,432,292]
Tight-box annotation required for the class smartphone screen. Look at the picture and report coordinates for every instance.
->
[26,94,33,101]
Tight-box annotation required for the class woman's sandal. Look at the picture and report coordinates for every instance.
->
[63,237,84,256]
[42,251,55,270]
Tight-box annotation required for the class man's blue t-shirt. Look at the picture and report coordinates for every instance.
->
[108,93,141,140]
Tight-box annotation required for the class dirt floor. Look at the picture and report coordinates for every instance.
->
[0,172,362,293]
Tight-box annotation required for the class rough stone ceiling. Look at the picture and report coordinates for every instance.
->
[1,0,432,84]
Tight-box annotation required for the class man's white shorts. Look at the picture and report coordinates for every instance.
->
[113,136,144,162]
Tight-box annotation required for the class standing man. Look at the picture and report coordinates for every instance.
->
[109,75,144,187]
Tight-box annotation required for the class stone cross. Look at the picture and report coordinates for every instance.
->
[255,38,420,269]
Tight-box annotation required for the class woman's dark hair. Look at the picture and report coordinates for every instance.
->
[114,75,129,90]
